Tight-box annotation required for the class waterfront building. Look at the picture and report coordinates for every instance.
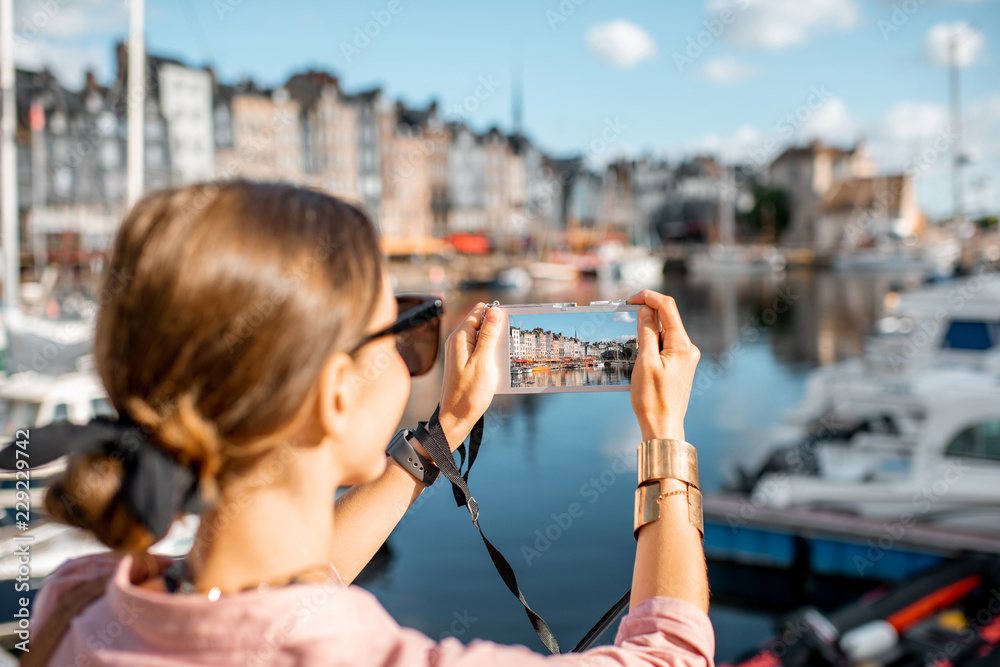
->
[568,169,603,230]
[152,55,214,184]
[20,69,130,208]
[769,140,877,249]
[663,156,725,243]
[427,115,451,238]
[819,174,921,246]
[286,70,360,201]
[534,328,551,361]
[522,330,537,362]
[483,128,510,238]
[378,101,435,244]
[481,127,532,240]
[510,326,522,361]
[214,81,303,183]
[345,88,384,218]
[447,123,487,233]
[602,160,633,241]
[19,47,177,274]
[534,155,570,231]
[509,133,543,235]
[631,157,673,247]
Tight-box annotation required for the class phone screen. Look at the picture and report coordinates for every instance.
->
[495,304,642,394]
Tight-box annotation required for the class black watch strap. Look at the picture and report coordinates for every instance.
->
[387,429,440,485]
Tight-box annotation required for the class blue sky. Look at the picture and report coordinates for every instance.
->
[22,0,1000,218]
[511,311,638,343]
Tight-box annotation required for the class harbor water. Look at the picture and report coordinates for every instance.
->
[363,267,921,662]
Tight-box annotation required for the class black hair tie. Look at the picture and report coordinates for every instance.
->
[0,416,205,541]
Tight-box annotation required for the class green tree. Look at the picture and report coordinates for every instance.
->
[741,186,790,241]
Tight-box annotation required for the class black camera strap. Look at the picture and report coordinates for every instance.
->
[414,406,562,653]
[413,406,633,654]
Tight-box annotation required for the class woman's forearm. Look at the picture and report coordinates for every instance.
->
[330,418,469,584]
[330,459,425,584]
[630,477,710,613]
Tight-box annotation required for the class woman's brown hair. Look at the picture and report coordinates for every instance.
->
[45,181,384,551]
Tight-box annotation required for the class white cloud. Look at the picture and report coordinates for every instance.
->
[924,21,987,67]
[661,90,998,220]
[678,123,764,163]
[864,97,1000,218]
[612,311,636,323]
[585,20,657,69]
[864,101,952,185]
[707,0,860,51]
[698,57,761,84]
[11,0,126,87]
[14,41,110,89]
[967,95,1000,158]
[881,102,950,144]
[800,97,858,144]
[14,0,125,40]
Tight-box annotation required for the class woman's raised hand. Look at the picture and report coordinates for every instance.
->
[437,302,501,450]
[626,290,700,442]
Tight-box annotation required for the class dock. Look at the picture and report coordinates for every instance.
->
[703,494,1000,581]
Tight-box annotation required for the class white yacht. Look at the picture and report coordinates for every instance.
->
[832,236,961,280]
[0,371,111,513]
[687,244,787,276]
[746,365,1000,532]
[738,273,1000,533]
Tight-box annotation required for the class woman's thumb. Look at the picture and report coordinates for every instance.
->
[473,306,502,357]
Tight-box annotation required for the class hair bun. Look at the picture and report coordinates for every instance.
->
[126,394,223,502]
[45,453,155,551]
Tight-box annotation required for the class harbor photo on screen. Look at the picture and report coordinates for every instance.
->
[508,311,639,389]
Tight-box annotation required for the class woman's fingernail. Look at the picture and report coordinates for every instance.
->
[487,308,500,324]
[640,307,654,323]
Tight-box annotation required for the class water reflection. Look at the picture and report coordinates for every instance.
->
[512,364,634,388]
[382,268,908,663]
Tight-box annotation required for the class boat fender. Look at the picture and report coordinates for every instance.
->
[839,620,898,663]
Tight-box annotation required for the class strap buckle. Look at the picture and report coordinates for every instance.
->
[466,498,479,522]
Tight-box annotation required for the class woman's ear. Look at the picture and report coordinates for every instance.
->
[316,351,356,441]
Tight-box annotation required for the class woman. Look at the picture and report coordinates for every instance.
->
[27,181,711,665]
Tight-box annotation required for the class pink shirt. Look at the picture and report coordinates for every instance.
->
[33,553,714,666]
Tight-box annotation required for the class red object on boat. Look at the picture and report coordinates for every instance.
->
[886,575,982,632]
[445,233,490,254]
[730,650,781,667]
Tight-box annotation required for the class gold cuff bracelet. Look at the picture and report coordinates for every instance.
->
[637,438,699,488]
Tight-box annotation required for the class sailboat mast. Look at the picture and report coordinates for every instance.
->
[126,0,146,208]
[949,33,964,225]
[1,0,18,312]
[719,166,735,246]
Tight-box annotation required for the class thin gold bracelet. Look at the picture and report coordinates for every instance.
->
[633,480,705,540]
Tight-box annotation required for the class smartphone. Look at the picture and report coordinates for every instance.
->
[491,301,644,394]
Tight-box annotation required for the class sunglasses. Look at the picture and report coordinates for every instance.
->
[352,295,444,376]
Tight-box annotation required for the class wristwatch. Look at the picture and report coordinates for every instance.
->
[387,429,440,485]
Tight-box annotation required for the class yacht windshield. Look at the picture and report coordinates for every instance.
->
[0,399,41,439]
[940,320,1000,351]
